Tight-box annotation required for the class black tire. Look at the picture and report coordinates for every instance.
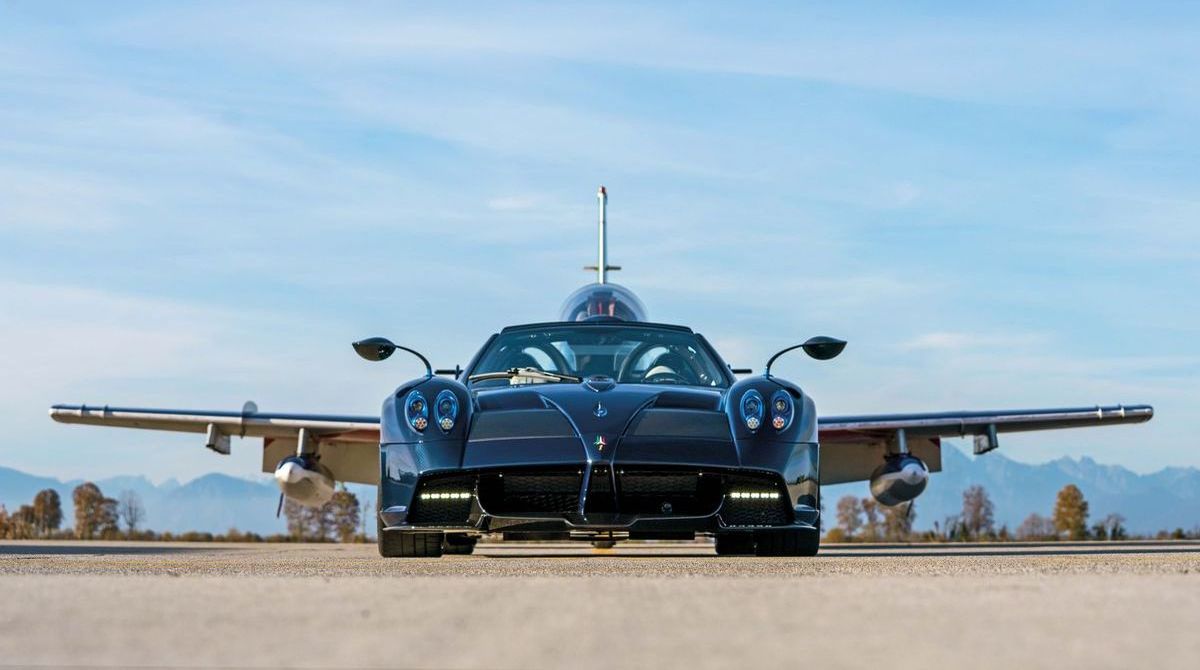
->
[591,540,617,550]
[714,533,756,556]
[379,528,444,558]
[754,528,820,557]
[443,534,477,555]
[376,480,445,558]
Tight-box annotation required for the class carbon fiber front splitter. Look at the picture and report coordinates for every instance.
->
[380,508,820,537]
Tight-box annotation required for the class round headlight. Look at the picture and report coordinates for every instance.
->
[434,389,459,432]
[405,390,429,432]
[770,390,794,431]
[740,389,764,431]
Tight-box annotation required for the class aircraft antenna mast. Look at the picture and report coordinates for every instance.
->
[586,185,620,284]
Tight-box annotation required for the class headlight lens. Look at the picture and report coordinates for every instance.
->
[771,390,794,431]
[434,389,459,432]
[405,390,428,432]
[740,389,764,431]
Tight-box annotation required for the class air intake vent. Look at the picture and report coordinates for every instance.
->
[720,474,792,527]
[407,475,476,526]
[653,391,721,411]
[629,409,731,439]
[477,470,582,516]
[469,409,574,441]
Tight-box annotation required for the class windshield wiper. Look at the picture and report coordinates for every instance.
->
[467,367,582,384]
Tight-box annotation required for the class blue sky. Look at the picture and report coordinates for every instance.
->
[1,2,1196,482]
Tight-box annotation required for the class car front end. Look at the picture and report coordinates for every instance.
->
[377,321,822,557]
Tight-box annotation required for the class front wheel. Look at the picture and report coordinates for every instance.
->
[379,530,444,557]
[443,534,477,555]
[754,528,819,557]
[378,513,444,558]
[714,533,756,556]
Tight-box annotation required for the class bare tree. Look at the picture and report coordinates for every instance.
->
[284,499,314,540]
[835,496,863,539]
[329,489,360,543]
[1102,513,1127,541]
[284,498,336,541]
[961,485,995,540]
[1016,513,1055,540]
[1053,484,1089,540]
[118,490,145,534]
[881,501,915,541]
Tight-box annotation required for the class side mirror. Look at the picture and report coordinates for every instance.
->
[764,336,847,377]
[800,336,847,361]
[352,337,433,378]
[353,337,397,362]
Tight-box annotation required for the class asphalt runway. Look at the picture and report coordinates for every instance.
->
[2,540,1198,669]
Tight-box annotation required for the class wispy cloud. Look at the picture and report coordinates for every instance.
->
[902,331,1047,352]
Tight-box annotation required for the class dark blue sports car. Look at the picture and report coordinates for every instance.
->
[370,318,830,557]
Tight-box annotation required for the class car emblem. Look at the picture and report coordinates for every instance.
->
[594,435,607,452]
[593,402,608,418]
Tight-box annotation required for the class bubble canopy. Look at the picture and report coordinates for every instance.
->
[559,283,648,322]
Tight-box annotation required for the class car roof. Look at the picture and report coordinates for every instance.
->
[499,320,695,334]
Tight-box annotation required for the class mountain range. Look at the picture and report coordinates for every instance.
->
[823,446,1200,534]
[2,446,1197,535]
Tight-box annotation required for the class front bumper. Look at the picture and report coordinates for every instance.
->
[379,464,820,536]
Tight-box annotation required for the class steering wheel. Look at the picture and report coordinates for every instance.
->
[617,342,697,384]
[615,341,660,382]
[642,368,689,385]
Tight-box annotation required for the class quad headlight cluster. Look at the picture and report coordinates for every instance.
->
[770,390,794,431]
[405,390,429,431]
[740,390,764,431]
[739,388,795,432]
[435,389,459,432]
[405,389,460,433]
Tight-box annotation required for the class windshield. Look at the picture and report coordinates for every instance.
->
[469,325,730,389]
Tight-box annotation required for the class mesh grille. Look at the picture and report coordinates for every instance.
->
[478,471,582,516]
[617,470,722,516]
[407,475,475,526]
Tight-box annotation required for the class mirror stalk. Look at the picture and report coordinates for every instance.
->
[764,336,847,377]
[352,337,433,378]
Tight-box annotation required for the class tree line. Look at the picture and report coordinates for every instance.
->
[0,481,372,543]
[827,483,1199,542]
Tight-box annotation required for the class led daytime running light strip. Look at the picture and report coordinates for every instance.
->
[419,491,473,501]
[727,491,781,500]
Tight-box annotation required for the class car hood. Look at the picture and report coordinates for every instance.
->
[463,382,733,469]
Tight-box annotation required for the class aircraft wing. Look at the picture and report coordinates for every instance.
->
[51,402,1153,488]
[49,404,382,484]
[817,404,1154,485]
